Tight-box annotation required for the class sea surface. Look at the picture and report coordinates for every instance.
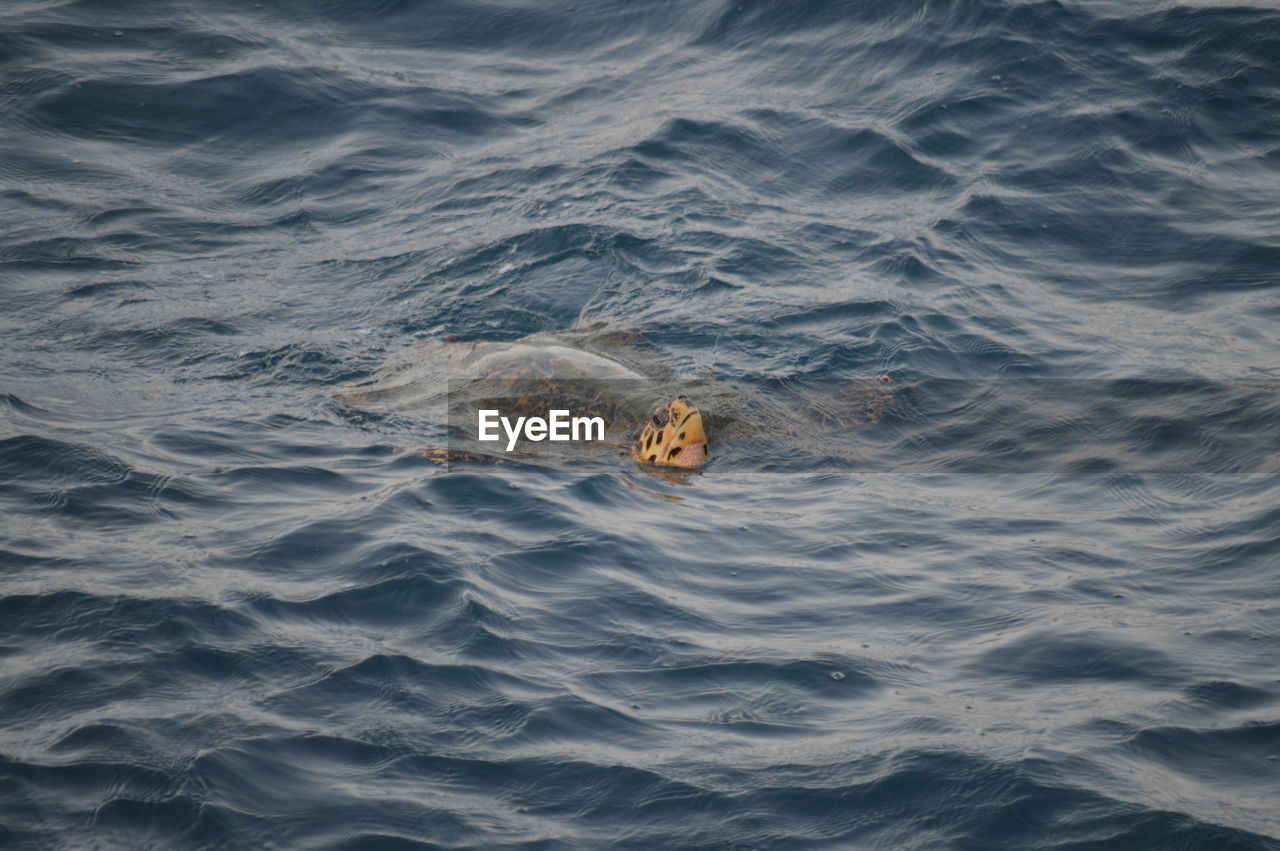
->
[3,0,1280,848]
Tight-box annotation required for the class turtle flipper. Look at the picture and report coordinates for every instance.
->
[798,375,894,433]
[413,447,505,465]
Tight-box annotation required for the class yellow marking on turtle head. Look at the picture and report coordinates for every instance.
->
[631,395,708,469]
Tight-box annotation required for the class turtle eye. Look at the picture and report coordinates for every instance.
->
[677,395,691,405]
[651,407,670,427]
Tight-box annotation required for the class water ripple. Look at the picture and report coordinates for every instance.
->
[4,0,1280,846]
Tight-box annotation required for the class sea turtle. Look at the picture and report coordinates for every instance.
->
[336,325,892,469]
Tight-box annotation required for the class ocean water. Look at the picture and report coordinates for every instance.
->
[3,0,1280,848]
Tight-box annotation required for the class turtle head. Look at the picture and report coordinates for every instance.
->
[632,395,708,469]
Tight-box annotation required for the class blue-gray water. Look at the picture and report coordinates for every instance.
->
[3,1,1279,848]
